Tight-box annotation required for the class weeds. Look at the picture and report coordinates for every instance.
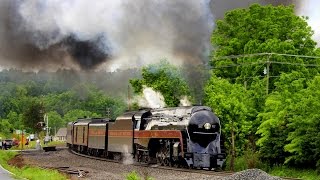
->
[126,171,153,180]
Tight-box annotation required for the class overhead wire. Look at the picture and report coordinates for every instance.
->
[211,53,320,69]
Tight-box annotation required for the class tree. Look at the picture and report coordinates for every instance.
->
[130,60,191,107]
[209,4,320,169]
[204,75,255,171]
[46,111,64,135]
[211,4,319,89]
[283,76,320,171]
[257,71,308,165]
[63,109,99,123]
[22,100,45,133]
[6,111,23,130]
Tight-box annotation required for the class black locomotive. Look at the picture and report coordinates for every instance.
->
[67,106,226,169]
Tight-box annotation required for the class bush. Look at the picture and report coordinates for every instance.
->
[268,165,319,180]
[225,150,267,171]
[126,171,141,180]
[0,150,67,180]
[126,171,153,180]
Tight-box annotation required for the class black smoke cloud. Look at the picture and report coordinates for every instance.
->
[0,0,313,71]
[0,0,213,71]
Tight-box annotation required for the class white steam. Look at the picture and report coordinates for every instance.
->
[179,96,192,106]
[137,87,166,108]
[121,145,134,165]
[134,87,192,108]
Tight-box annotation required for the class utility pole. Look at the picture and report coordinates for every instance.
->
[44,114,49,143]
[230,119,235,172]
[128,85,131,111]
[266,54,271,95]
[244,77,247,90]
[106,107,111,118]
[21,129,24,150]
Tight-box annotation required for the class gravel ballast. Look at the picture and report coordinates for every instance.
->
[21,149,282,180]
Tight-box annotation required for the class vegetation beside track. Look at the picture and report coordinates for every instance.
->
[224,154,319,180]
[0,150,67,180]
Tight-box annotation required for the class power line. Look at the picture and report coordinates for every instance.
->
[268,61,320,67]
[212,61,265,69]
[213,61,320,68]
[212,52,320,60]
[211,53,320,95]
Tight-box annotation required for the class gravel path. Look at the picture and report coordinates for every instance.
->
[21,149,282,180]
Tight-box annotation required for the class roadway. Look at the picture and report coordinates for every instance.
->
[0,164,14,180]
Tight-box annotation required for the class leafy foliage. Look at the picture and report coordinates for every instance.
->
[22,100,44,133]
[0,75,127,135]
[204,75,255,154]
[130,60,190,107]
[209,3,320,173]
[211,4,319,88]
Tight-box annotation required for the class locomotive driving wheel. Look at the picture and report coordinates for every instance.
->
[156,141,172,166]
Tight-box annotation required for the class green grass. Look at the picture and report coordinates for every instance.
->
[125,171,153,180]
[44,141,66,147]
[10,140,66,150]
[0,150,68,180]
[268,166,320,180]
[224,152,319,180]
[10,141,37,150]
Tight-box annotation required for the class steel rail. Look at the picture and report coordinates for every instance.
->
[68,149,301,180]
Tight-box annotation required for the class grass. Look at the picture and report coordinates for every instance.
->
[0,150,68,180]
[268,166,320,180]
[44,141,66,147]
[223,151,319,180]
[126,171,153,180]
[10,140,66,150]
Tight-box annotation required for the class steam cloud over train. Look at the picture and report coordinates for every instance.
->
[67,106,226,169]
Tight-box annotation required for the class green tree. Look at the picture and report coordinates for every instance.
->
[211,4,319,89]
[257,71,307,165]
[283,76,320,171]
[47,111,64,135]
[204,75,255,171]
[63,109,99,123]
[209,4,320,170]
[6,111,23,130]
[130,60,191,107]
[22,100,45,133]
[0,119,13,136]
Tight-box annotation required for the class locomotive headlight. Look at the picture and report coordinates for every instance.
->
[204,123,211,130]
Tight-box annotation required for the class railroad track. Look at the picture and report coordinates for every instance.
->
[70,149,234,177]
[40,166,88,178]
[69,149,301,180]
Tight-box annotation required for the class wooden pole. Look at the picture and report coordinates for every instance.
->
[231,120,235,172]
[22,130,24,150]
[128,85,131,111]
[266,55,271,95]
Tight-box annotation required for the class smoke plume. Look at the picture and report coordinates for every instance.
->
[0,0,214,71]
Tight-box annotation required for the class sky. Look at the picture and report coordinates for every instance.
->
[295,0,320,42]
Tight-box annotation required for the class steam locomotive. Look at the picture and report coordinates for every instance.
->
[67,106,226,169]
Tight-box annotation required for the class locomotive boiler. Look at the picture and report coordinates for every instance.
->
[67,106,226,169]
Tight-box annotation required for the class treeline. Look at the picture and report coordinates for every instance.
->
[0,68,141,96]
[205,4,320,172]
[0,72,130,135]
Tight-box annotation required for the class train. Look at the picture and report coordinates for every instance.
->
[67,106,226,169]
